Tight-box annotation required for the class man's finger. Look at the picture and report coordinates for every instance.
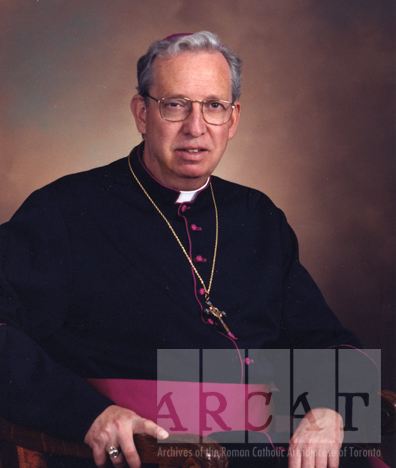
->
[328,448,340,468]
[92,445,108,468]
[300,448,315,468]
[134,417,169,440]
[117,433,140,468]
[314,449,330,468]
[288,446,302,468]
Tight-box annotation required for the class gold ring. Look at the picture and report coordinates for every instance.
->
[108,446,120,459]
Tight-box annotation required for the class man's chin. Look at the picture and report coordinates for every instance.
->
[171,172,210,191]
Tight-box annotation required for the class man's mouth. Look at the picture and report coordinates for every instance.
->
[178,148,207,153]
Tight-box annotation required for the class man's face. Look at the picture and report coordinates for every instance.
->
[131,51,240,191]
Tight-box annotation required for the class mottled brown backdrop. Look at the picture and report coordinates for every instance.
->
[1,0,395,454]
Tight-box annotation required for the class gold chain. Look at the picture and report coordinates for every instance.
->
[127,154,218,298]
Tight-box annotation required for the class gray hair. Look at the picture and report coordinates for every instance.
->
[137,31,242,103]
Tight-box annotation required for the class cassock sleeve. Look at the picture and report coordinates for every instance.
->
[274,210,379,414]
[277,210,361,350]
[0,189,114,442]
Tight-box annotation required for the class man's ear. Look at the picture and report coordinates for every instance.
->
[227,101,241,141]
[130,94,147,135]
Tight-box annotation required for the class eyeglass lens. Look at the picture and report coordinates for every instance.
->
[160,98,233,124]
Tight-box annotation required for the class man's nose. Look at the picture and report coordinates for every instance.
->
[182,102,206,136]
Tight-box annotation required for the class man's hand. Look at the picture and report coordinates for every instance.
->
[84,405,169,468]
[289,408,344,468]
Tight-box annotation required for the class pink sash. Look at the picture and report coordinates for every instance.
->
[86,378,274,437]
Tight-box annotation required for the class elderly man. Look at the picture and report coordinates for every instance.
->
[0,32,374,468]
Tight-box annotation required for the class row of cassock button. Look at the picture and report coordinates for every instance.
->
[180,204,207,292]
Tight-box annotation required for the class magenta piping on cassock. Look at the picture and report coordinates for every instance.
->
[328,344,380,377]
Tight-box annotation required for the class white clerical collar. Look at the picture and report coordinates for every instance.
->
[176,178,210,203]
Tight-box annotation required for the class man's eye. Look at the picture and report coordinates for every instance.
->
[206,101,226,111]
[164,100,187,109]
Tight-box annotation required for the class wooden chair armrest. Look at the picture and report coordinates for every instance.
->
[133,433,228,467]
[0,416,92,458]
[0,416,228,467]
[381,389,396,435]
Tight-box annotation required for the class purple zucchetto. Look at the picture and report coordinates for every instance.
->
[162,33,193,41]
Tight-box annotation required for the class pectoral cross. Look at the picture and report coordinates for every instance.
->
[204,300,236,339]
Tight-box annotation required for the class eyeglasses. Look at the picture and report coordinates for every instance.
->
[144,94,235,126]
